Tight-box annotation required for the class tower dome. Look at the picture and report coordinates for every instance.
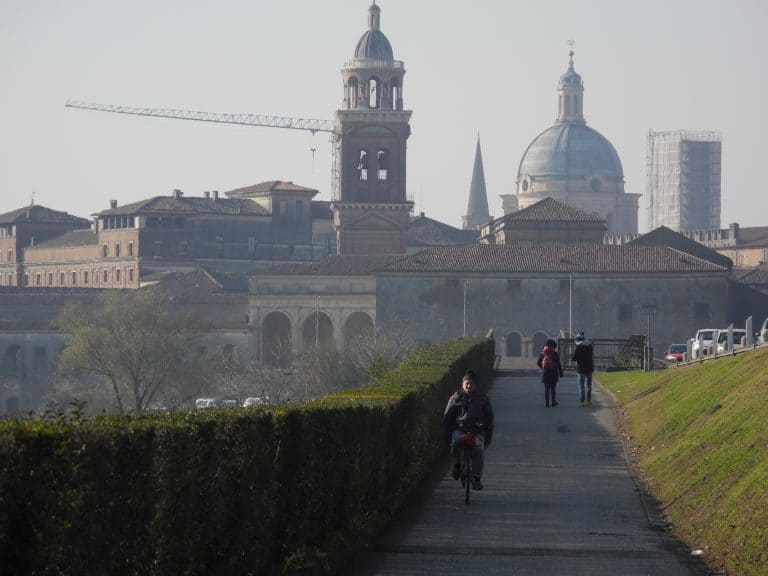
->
[354,3,394,61]
[514,51,639,235]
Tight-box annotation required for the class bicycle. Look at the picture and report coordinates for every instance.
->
[455,431,476,504]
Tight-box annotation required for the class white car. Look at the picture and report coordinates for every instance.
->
[195,398,220,408]
[243,397,264,407]
[691,329,717,357]
[716,329,747,353]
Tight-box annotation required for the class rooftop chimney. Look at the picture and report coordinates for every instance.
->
[213,190,219,201]
[204,191,210,199]
[173,189,183,199]
[110,200,118,209]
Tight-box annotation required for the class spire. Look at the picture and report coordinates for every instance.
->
[368,2,381,30]
[463,136,491,230]
[556,50,586,124]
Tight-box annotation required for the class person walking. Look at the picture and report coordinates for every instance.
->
[443,370,494,490]
[572,331,595,406]
[537,339,563,408]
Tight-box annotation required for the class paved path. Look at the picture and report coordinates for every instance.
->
[356,372,711,576]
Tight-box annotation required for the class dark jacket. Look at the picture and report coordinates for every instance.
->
[572,340,595,373]
[536,345,564,384]
[443,390,494,446]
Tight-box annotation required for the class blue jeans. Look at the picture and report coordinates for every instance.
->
[451,429,485,479]
[578,372,593,402]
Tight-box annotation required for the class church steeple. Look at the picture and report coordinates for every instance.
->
[463,136,491,230]
[556,51,586,124]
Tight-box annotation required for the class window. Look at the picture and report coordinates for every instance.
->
[59,272,65,286]
[102,244,108,257]
[694,302,710,323]
[619,304,633,322]
[357,149,369,181]
[72,272,77,286]
[377,149,389,180]
[7,273,12,285]
[48,273,53,286]
[35,273,41,286]
[115,269,121,282]
[24,274,29,286]
[128,268,134,283]
[7,250,12,262]
[83,271,89,285]
[115,243,120,257]
[127,241,134,256]
[103,269,108,283]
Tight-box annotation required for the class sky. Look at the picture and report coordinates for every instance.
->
[1,0,766,233]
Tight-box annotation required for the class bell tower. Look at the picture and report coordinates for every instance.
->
[332,2,413,255]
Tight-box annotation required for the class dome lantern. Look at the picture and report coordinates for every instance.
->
[557,51,586,124]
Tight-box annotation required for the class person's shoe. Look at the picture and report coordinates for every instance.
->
[471,477,483,490]
[552,401,558,407]
[452,462,461,480]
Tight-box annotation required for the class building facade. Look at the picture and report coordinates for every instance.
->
[646,130,722,233]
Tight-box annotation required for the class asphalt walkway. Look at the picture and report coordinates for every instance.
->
[356,372,712,576]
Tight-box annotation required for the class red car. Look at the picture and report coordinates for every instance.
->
[664,344,687,362]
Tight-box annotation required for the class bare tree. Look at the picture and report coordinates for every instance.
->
[55,288,205,414]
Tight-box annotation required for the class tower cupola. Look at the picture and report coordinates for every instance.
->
[556,51,586,124]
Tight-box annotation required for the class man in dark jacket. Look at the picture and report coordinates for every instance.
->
[537,338,564,408]
[572,332,595,406]
[443,370,494,490]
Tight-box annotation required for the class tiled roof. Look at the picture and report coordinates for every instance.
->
[312,200,333,219]
[629,226,732,269]
[499,198,605,223]
[31,229,97,249]
[381,243,730,274]
[0,204,90,225]
[94,195,269,217]
[225,180,318,198]
[258,254,406,276]
[735,265,768,285]
[409,214,478,247]
[735,226,768,247]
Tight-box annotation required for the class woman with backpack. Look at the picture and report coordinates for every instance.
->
[537,338,564,408]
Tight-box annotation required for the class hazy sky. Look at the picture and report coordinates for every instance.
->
[1,0,766,232]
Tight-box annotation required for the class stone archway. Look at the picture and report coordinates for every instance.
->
[302,312,335,353]
[343,312,375,358]
[262,312,292,368]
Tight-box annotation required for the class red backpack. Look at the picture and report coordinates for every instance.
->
[541,350,555,370]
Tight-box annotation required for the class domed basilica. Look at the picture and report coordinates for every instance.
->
[505,53,639,235]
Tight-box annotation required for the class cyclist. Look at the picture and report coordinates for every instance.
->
[443,370,494,490]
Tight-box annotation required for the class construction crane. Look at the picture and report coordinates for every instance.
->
[65,100,340,198]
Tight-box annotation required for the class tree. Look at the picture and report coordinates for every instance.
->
[55,288,205,414]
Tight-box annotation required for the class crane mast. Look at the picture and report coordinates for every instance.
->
[65,100,339,197]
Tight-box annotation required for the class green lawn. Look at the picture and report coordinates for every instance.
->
[598,349,768,576]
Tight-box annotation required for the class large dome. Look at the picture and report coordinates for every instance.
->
[353,3,393,61]
[517,123,624,183]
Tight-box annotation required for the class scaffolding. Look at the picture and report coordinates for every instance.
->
[646,129,722,232]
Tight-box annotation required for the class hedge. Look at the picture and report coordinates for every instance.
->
[0,336,494,575]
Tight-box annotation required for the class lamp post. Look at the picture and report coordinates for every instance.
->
[463,280,468,337]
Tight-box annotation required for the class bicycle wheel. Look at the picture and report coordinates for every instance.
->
[463,446,472,505]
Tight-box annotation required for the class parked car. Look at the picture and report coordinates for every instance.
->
[243,397,264,407]
[664,344,687,363]
[759,318,768,345]
[195,398,220,408]
[691,329,717,357]
[716,329,747,353]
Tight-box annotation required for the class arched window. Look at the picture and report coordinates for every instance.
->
[377,149,390,181]
[302,312,335,353]
[369,77,380,109]
[357,148,370,181]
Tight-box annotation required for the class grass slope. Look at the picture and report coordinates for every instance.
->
[598,348,768,576]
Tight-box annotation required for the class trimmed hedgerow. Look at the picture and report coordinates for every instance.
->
[0,337,493,575]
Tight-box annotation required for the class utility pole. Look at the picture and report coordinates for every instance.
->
[463,280,468,337]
